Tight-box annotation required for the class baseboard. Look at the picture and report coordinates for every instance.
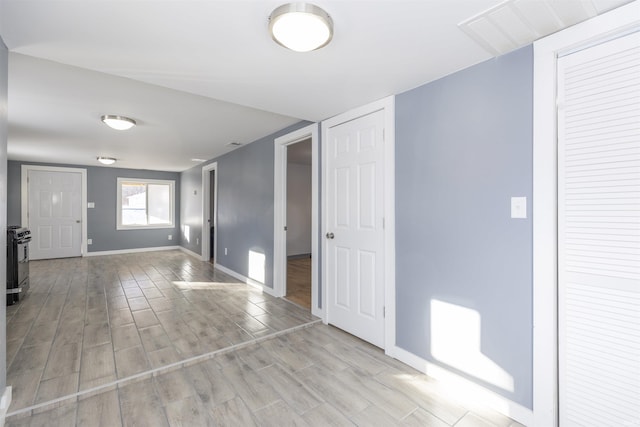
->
[388,345,533,427]
[84,245,181,257]
[178,246,202,260]
[214,264,278,297]
[0,386,11,427]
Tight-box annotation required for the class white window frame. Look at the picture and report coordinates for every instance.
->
[117,177,175,230]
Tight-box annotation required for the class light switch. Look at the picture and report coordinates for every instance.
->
[511,197,527,219]
[87,202,95,208]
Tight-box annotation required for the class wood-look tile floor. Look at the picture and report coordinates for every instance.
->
[5,250,524,427]
[5,250,315,416]
[6,322,524,427]
[285,257,311,309]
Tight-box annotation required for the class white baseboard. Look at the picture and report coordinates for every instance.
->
[178,246,202,260]
[388,345,533,427]
[0,386,11,427]
[84,245,181,257]
[215,264,278,297]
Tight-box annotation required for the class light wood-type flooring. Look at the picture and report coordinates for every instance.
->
[285,257,311,309]
[5,250,315,418]
[5,250,523,426]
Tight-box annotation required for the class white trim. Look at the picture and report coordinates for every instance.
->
[273,123,320,317]
[21,164,88,256]
[532,3,640,426]
[215,264,278,297]
[0,386,11,427]
[116,177,175,230]
[179,246,202,260]
[388,345,533,427]
[83,245,181,257]
[320,95,396,350]
[201,162,218,262]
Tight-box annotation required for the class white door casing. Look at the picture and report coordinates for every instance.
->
[322,96,395,349]
[532,3,640,425]
[273,123,320,317]
[22,165,87,260]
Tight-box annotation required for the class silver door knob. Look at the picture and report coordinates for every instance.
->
[326,232,334,239]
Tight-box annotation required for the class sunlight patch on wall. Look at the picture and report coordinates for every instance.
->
[248,250,265,284]
[431,299,514,392]
[182,224,190,243]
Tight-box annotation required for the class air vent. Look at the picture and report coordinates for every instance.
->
[459,0,601,56]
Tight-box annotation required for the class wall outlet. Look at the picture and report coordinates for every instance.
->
[196,237,199,245]
[87,202,95,208]
[87,239,93,245]
[225,247,228,255]
[168,235,172,240]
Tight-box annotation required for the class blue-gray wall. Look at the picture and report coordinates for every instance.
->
[0,36,9,394]
[180,122,310,290]
[7,161,181,252]
[395,46,533,408]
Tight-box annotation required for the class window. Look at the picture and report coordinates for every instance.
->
[117,178,175,230]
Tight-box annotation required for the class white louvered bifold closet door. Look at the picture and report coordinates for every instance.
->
[557,30,640,427]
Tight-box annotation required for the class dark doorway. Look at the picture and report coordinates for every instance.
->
[209,169,215,263]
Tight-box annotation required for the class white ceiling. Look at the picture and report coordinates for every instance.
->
[0,0,631,172]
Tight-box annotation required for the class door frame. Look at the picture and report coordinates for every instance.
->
[21,164,88,256]
[320,96,395,349]
[201,162,218,262]
[532,3,639,425]
[273,123,320,316]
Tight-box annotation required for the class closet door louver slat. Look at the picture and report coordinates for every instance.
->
[558,31,640,427]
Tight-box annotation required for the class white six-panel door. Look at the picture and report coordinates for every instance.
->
[28,169,83,260]
[324,108,386,348]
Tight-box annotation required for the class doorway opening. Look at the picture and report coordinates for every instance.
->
[273,123,319,317]
[284,139,312,309]
[208,169,215,263]
[201,162,218,263]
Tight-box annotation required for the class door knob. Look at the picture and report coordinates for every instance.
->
[326,232,334,239]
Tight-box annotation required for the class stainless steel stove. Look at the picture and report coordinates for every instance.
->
[7,226,31,305]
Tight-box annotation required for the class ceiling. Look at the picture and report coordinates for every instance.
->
[0,0,630,172]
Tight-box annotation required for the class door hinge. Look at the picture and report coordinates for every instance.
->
[382,217,385,229]
[383,306,386,318]
[284,226,287,231]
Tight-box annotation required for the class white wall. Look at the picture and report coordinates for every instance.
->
[286,162,312,257]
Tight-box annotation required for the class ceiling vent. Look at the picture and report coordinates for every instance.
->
[459,0,602,56]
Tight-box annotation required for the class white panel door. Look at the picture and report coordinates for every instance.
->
[558,31,640,426]
[325,109,385,347]
[28,170,83,260]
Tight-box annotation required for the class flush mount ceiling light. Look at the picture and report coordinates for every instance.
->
[97,156,117,165]
[101,114,136,131]
[269,3,333,52]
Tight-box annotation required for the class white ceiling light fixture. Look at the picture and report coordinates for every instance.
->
[101,114,136,131]
[269,3,333,52]
[97,156,117,165]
